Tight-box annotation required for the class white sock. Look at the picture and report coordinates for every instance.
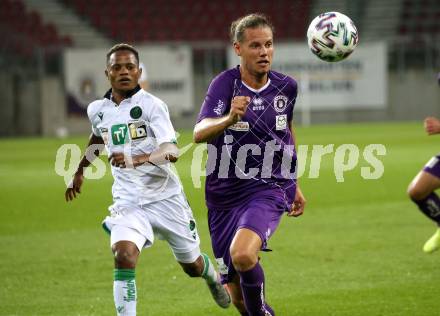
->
[114,269,136,316]
[201,253,218,284]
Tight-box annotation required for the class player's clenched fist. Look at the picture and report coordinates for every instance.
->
[424,117,440,135]
[228,96,250,124]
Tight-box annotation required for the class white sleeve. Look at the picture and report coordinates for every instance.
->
[149,100,177,145]
[87,101,101,137]
[90,122,100,137]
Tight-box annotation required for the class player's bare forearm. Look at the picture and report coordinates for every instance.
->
[287,123,305,217]
[65,133,104,202]
[109,152,149,168]
[194,96,250,143]
[109,143,179,168]
[149,143,179,164]
[193,116,235,143]
[76,133,104,175]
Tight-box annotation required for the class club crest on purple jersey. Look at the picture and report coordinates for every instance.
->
[274,95,288,113]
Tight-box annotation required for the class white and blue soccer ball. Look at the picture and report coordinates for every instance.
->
[307,12,359,62]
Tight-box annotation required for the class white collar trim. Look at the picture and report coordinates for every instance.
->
[241,79,271,93]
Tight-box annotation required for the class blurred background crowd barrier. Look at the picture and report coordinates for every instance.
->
[0,0,439,137]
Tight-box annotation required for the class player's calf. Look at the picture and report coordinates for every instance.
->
[179,254,231,308]
[226,280,247,314]
[179,256,204,277]
[238,263,274,316]
[409,191,440,224]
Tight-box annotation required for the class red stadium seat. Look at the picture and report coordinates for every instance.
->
[61,0,311,42]
[399,25,408,35]
[398,0,440,37]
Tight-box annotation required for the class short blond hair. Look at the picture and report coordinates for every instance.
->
[230,13,274,43]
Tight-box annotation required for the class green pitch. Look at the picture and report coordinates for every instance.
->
[1,122,440,315]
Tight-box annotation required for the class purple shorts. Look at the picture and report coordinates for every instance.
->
[423,155,440,179]
[208,191,289,284]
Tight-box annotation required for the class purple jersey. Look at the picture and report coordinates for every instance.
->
[197,66,298,210]
[423,155,440,179]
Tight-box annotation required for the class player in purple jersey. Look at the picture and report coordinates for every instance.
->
[194,14,306,315]
[407,73,440,253]
[408,116,440,253]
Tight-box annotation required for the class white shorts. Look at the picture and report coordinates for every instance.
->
[102,192,201,263]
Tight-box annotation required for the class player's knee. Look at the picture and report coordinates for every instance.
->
[114,249,138,269]
[407,183,429,201]
[181,262,202,278]
[230,249,257,271]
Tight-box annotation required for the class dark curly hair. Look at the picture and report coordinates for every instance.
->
[106,43,139,66]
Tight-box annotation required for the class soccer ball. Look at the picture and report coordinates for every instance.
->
[307,12,359,62]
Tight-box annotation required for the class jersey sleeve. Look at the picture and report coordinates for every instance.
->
[197,73,233,122]
[87,100,102,136]
[149,100,177,145]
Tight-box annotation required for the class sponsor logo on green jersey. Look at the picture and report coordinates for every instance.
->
[111,124,128,145]
[128,121,147,140]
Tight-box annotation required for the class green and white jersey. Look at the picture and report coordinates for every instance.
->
[87,86,181,205]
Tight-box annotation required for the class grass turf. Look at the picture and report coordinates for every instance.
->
[1,121,440,315]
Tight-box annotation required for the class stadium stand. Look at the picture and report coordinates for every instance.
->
[310,0,349,22]
[0,0,72,56]
[361,0,402,42]
[399,0,440,36]
[22,0,110,47]
[0,0,438,137]
[62,0,310,42]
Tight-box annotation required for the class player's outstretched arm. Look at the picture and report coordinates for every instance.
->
[288,186,306,217]
[287,123,305,217]
[109,142,179,168]
[65,133,104,202]
[148,143,179,164]
[193,96,250,143]
[424,117,440,135]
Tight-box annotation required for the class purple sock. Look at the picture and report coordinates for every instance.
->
[240,311,273,316]
[412,192,440,226]
[238,262,274,316]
